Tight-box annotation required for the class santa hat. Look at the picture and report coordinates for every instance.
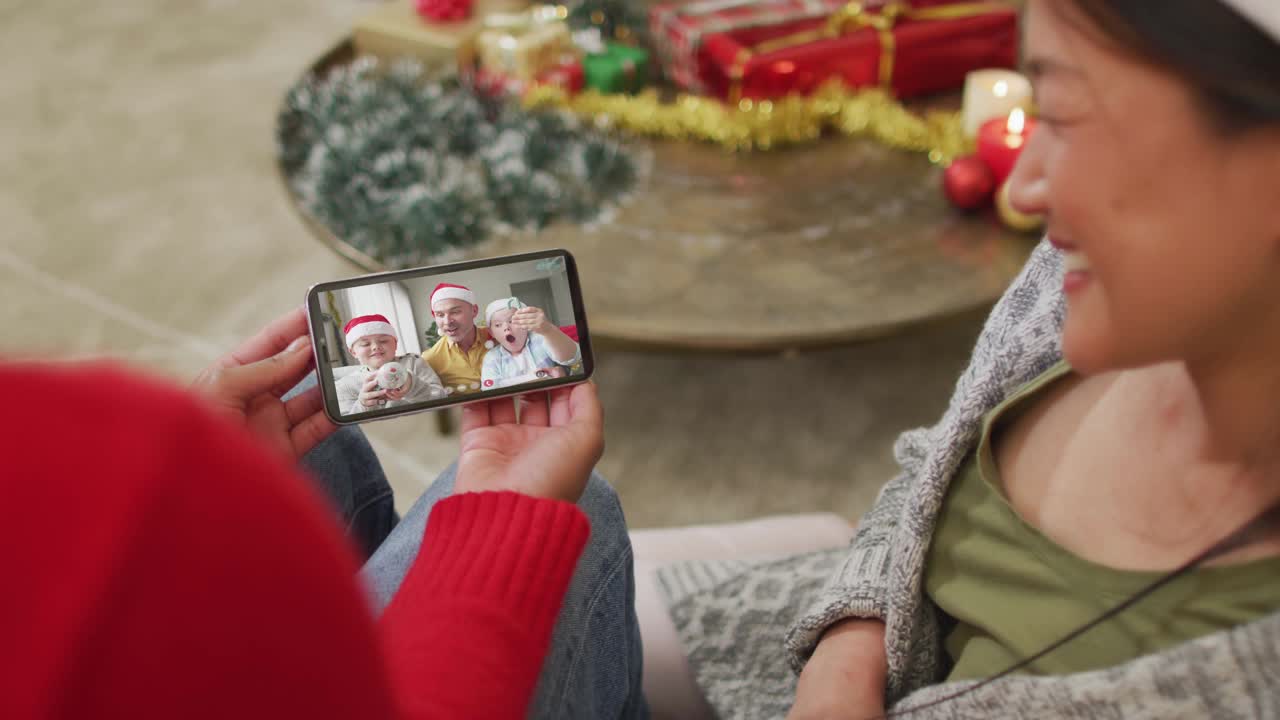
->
[1222,0,1280,40]
[430,283,477,308]
[344,314,397,349]
[485,297,527,330]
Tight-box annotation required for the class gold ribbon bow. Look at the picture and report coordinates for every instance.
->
[483,4,568,32]
[729,1,1004,103]
[463,4,571,81]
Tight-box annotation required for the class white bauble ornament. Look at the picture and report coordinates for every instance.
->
[376,362,408,391]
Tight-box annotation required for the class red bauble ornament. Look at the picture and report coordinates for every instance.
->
[943,155,997,211]
[416,0,474,22]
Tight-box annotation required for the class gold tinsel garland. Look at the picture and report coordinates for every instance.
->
[523,80,973,161]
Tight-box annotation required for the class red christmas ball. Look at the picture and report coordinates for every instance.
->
[942,155,997,211]
[416,0,474,22]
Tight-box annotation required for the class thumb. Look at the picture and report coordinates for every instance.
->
[565,383,604,463]
[225,336,314,399]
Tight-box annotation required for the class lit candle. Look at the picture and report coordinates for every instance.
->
[976,108,1038,187]
[961,69,1032,138]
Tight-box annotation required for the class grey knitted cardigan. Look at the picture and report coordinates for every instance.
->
[657,241,1280,719]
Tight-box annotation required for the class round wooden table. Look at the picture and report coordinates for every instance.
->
[281,40,1035,353]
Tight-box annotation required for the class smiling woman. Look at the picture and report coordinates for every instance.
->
[1007,0,1280,377]
[649,1,1280,718]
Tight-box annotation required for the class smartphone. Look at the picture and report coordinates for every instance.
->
[305,249,593,425]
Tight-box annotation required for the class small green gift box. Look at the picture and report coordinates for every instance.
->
[582,43,650,94]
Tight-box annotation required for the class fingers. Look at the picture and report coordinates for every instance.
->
[567,382,603,431]
[567,383,605,465]
[512,308,543,328]
[519,392,550,426]
[548,382,602,431]
[216,308,310,370]
[270,344,316,400]
[513,383,603,503]
[548,385,574,426]
[546,384,604,460]
[461,401,492,434]
[490,396,518,425]
[207,337,312,403]
[284,386,325,427]
[289,411,338,458]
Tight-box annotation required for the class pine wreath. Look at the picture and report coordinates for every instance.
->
[277,58,642,269]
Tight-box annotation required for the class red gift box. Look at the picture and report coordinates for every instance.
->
[651,0,850,93]
[652,0,1018,101]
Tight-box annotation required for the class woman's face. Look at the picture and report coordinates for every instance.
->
[351,334,397,369]
[489,309,529,354]
[1009,0,1280,375]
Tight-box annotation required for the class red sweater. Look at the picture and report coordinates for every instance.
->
[0,364,589,719]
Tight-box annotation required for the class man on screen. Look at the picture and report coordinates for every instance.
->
[335,314,446,415]
[422,283,494,396]
[481,297,581,391]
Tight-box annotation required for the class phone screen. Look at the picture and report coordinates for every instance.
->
[306,249,592,424]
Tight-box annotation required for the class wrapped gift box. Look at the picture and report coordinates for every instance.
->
[651,0,849,92]
[707,2,1019,101]
[583,43,651,93]
[474,8,574,80]
[651,0,1016,100]
[354,0,485,67]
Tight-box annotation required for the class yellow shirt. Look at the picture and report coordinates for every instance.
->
[422,327,493,394]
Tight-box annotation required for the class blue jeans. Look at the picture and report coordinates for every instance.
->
[297,394,647,719]
[363,464,649,720]
[290,375,399,559]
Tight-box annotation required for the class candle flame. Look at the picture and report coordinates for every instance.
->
[1007,108,1026,134]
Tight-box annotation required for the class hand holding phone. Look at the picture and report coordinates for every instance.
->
[191,308,337,459]
[455,383,604,504]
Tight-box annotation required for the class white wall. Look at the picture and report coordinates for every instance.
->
[402,258,578,343]
[331,281,423,357]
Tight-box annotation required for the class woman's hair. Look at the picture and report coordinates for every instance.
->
[1060,0,1280,134]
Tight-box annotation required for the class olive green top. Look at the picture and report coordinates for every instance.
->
[925,361,1280,681]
